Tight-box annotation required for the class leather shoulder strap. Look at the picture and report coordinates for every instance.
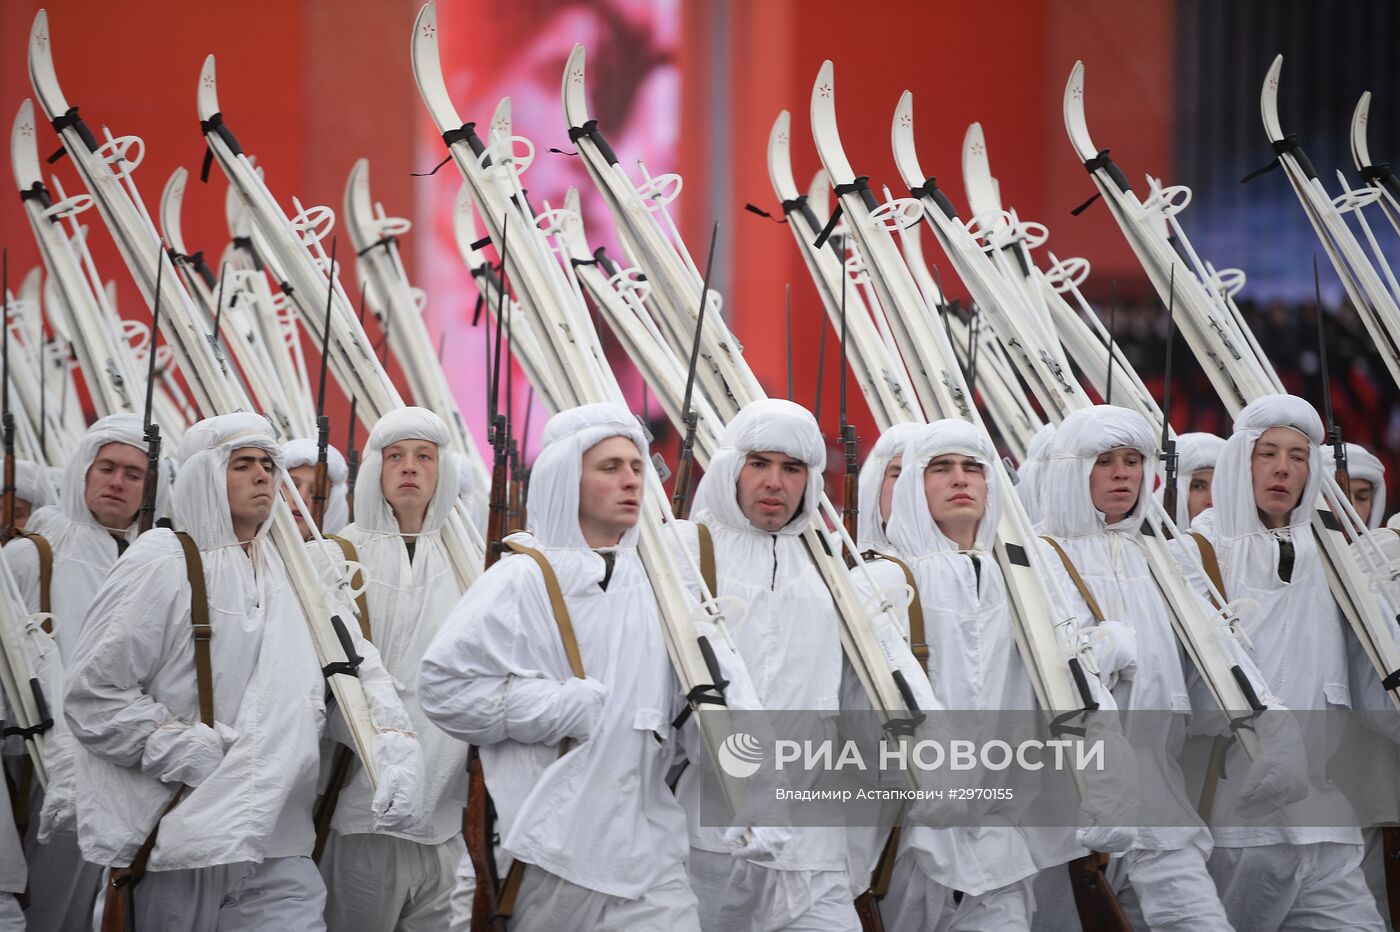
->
[697,522,717,596]
[1189,532,1228,608]
[18,532,53,629]
[327,534,372,641]
[173,532,215,727]
[863,551,927,666]
[503,541,585,680]
[1040,536,1105,623]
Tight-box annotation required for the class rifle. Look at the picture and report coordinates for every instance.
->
[837,253,858,543]
[470,216,511,932]
[309,241,338,530]
[1068,851,1132,931]
[1159,268,1180,528]
[1315,256,1348,495]
[136,243,167,535]
[670,222,718,519]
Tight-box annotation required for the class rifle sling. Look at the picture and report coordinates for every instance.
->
[1039,536,1106,623]
[861,551,928,666]
[491,540,588,918]
[109,531,215,898]
[17,532,53,627]
[697,523,717,596]
[327,535,372,640]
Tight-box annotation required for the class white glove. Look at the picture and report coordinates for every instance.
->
[1084,620,1138,686]
[1235,709,1309,821]
[140,721,239,787]
[371,730,425,832]
[722,825,790,862]
[37,766,75,842]
[1075,718,1139,854]
[554,676,610,742]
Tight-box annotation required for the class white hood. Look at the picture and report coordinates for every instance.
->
[1167,431,1226,527]
[526,402,648,551]
[1207,395,1324,542]
[279,438,350,535]
[14,460,52,511]
[1324,441,1385,530]
[886,419,1003,557]
[1016,423,1057,525]
[691,398,825,537]
[1038,406,1157,539]
[855,421,924,553]
[352,407,460,537]
[31,413,168,541]
[173,413,283,550]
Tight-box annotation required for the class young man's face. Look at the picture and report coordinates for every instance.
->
[227,446,277,538]
[381,439,439,526]
[736,450,808,532]
[1350,478,1376,526]
[1251,427,1310,527]
[577,435,644,547]
[1187,467,1215,521]
[878,456,902,524]
[284,464,317,539]
[1089,447,1144,523]
[84,441,148,529]
[922,454,986,543]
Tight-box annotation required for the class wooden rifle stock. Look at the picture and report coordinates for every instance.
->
[841,423,858,539]
[1068,852,1132,932]
[310,415,331,529]
[671,412,698,519]
[853,891,887,932]
[465,745,506,932]
[1383,827,1400,928]
[485,418,509,571]
[137,425,162,535]
[506,441,522,533]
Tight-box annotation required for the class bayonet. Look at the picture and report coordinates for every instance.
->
[669,221,718,519]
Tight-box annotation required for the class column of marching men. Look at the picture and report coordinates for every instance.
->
[2,389,1398,931]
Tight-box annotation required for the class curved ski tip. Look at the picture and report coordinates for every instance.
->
[813,59,835,97]
[197,54,220,118]
[14,97,34,134]
[567,44,586,73]
[1065,61,1085,106]
[29,9,48,49]
[491,96,511,133]
[1354,91,1372,129]
[1260,54,1284,133]
[772,109,790,135]
[963,122,984,149]
[412,2,436,46]
[168,165,189,191]
[892,90,914,138]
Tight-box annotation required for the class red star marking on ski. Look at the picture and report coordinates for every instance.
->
[421,23,437,40]
[202,74,216,90]
[1071,86,1082,101]
[493,117,509,137]
[35,32,48,51]
[571,69,583,85]
[18,123,32,138]
[777,131,788,144]
[1268,77,1277,91]
[898,114,911,128]
[1359,111,1368,125]
[818,84,832,98]
[971,142,984,156]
